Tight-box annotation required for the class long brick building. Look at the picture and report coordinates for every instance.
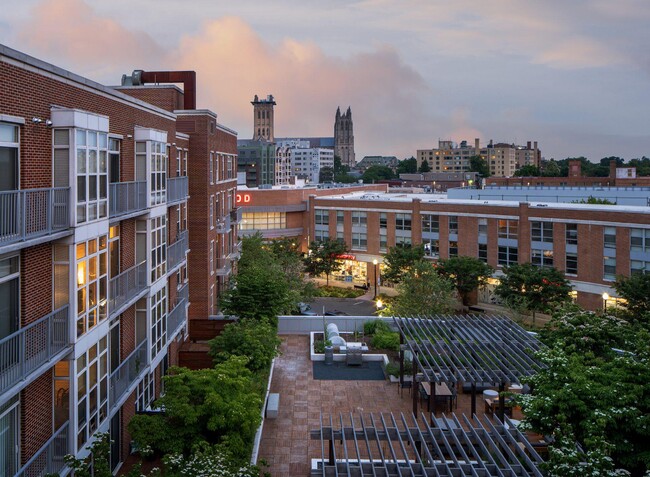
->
[0,44,238,474]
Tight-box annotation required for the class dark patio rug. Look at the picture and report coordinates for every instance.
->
[312,360,385,381]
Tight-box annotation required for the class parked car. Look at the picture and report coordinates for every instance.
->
[298,302,318,316]
[324,310,349,316]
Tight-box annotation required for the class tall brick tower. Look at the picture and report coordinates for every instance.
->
[252,94,276,142]
[334,106,355,168]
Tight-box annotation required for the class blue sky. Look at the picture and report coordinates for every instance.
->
[1,0,649,162]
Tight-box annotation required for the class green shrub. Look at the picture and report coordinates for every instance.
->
[384,361,400,377]
[364,319,391,336]
[313,286,366,298]
[313,340,325,354]
[209,319,280,372]
[371,331,400,351]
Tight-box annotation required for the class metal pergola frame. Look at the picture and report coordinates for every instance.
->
[310,412,545,477]
[393,315,545,418]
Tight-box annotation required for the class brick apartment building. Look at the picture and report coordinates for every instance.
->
[0,44,238,475]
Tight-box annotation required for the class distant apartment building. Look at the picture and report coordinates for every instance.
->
[355,155,399,172]
[417,138,540,177]
[274,139,334,184]
[237,139,277,187]
[0,44,238,475]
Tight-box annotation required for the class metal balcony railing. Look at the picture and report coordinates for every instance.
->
[0,188,70,248]
[215,258,232,277]
[109,262,148,317]
[15,422,69,477]
[230,207,242,224]
[167,176,189,204]
[167,230,188,272]
[0,306,70,401]
[109,181,147,218]
[110,339,148,411]
[216,214,231,234]
[168,283,189,338]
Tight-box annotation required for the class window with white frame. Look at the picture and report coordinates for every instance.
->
[422,215,439,234]
[449,241,458,257]
[565,224,578,245]
[315,229,329,242]
[0,255,19,341]
[604,227,616,250]
[498,220,518,239]
[76,236,108,338]
[137,141,167,206]
[0,122,19,191]
[75,336,108,451]
[151,216,167,283]
[566,252,578,275]
[75,129,108,223]
[0,395,19,476]
[183,150,188,176]
[210,195,214,229]
[478,218,488,237]
[351,211,367,226]
[631,260,650,275]
[210,240,214,275]
[352,232,367,249]
[315,209,329,225]
[604,256,616,280]
[150,287,167,361]
[396,235,411,247]
[631,228,650,253]
[176,149,181,176]
[210,153,214,184]
[498,246,518,266]
[478,243,488,262]
[379,213,388,229]
[395,213,411,231]
[136,372,155,412]
[531,249,553,268]
[423,239,439,258]
[531,221,553,243]
[227,154,233,179]
[448,216,458,234]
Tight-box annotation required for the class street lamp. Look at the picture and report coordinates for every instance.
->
[376,299,383,310]
[602,292,610,312]
[372,259,379,299]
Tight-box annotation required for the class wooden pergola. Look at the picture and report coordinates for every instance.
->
[310,412,545,477]
[393,315,545,418]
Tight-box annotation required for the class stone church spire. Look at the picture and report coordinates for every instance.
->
[334,106,355,168]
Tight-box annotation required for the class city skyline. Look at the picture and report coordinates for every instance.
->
[1,0,649,162]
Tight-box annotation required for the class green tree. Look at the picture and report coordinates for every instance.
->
[418,159,431,173]
[436,256,493,306]
[268,237,315,304]
[128,357,262,460]
[382,244,425,284]
[397,157,418,174]
[383,260,456,316]
[514,164,541,177]
[304,238,349,286]
[494,263,572,324]
[334,172,358,183]
[468,155,490,177]
[318,166,334,183]
[362,165,394,183]
[572,196,616,205]
[333,155,350,174]
[542,160,562,177]
[209,318,281,372]
[614,272,650,318]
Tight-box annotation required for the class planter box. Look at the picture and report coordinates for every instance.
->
[310,332,389,366]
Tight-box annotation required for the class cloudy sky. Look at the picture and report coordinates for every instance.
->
[1,0,649,161]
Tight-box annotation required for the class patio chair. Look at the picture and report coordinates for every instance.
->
[399,380,412,396]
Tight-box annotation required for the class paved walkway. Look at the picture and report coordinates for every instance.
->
[257,335,523,476]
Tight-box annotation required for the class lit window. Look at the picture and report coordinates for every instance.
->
[76,236,108,337]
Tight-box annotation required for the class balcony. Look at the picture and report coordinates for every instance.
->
[230,207,242,224]
[109,262,148,318]
[0,188,70,252]
[0,306,70,404]
[216,214,231,234]
[215,258,232,277]
[168,283,189,339]
[167,176,189,205]
[15,422,69,477]
[167,230,189,273]
[109,181,147,218]
[110,339,148,412]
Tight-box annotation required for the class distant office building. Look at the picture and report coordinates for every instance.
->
[237,139,277,187]
[356,155,399,172]
[334,106,355,168]
[399,171,479,191]
[278,139,334,184]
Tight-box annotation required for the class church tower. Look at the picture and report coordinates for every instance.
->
[252,94,276,141]
[334,106,355,168]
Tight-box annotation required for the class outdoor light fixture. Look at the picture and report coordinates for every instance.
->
[602,292,610,311]
[376,299,383,310]
[31,117,43,124]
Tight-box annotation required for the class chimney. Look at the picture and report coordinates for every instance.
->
[527,141,531,149]
[474,138,480,153]
[123,70,197,110]
[610,159,617,178]
[568,159,582,177]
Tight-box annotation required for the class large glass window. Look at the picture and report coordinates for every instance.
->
[109,138,120,184]
[565,224,578,245]
[448,216,458,234]
[532,249,554,268]
[449,241,458,257]
[498,246,518,266]
[0,256,19,341]
[76,237,108,338]
[566,253,578,275]
[631,260,650,275]
[351,232,367,250]
[240,212,286,230]
[0,395,19,476]
[478,218,488,237]
[315,209,329,225]
[478,243,488,263]
[315,229,329,241]
[379,213,387,229]
[352,211,367,226]
[0,123,19,191]
[151,288,167,361]
[604,227,616,249]
[136,372,155,412]
[395,214,411,231]
[150,142,167,205]
[631,228,650,253]
[336,211,344,225]
[498,220,518,239]
[422,215,439,234]
[531,221,553,243]
[76,129,108,223]
[151,216,167,283]
[76,336,108,451]
[604,256,616,281]
[424,239,439,258]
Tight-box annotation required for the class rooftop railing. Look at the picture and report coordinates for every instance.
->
[0,305,70,403]
[167,230,189,272]
[167,176,189,205]
[109,262,148,318]
[109,339,148,411]
[15,421,69,477]
[168,283,189,339]
[0,188,70,248]
[109,181,147,218]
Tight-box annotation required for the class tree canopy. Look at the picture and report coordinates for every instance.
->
[361,165,395,183]
[468,155,490,177]
[614,272,650,319]
[303,238,349,286]
[418,159,431,173]
[381,244,425,284]
[514,164,541,177]
[397,157,418,174]
[436,256,494,306]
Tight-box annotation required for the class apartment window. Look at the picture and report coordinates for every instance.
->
[604,256,616,281]
[315,229,329,241]
[210,284,215,315]
[631,260,650,275]
[423,239,439,258]
[75,336,109,451]
[352,211,367,226]
[631,228,650,253]
[181,202,187,231]
[75,129,108,222]
[315,209,329,226]
[183,150,188,176]
[0,255,19,341]
[108,225,120,279]
[0,123,19,191]
[210,240,215,275]
[604,227,616,249]
[76,236,108,338]
[449,241,458,257]
[532,249,554,268]
[337,211,344,225]
[151,216,167,283]
[565,223,578,245]
[210,153,214,184]
[209,195,214,229]
[566,253,578,275]
[136,372,155,412]
[379,232,387,252]
[498,220,518,239]
[213,154,218,183]
[478,243,488,263]
[395,214,412,231]
[498,246,518,266]
[151,287,167,361]
[449,216,458,234]
[352,232,367,249]
[531,221,553,243]
[176,149,181,176]
[227,154,233,179]
[422,215,439,234]
[396,236,412,247]
[108,138,120,184]
[478,218,488,237]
